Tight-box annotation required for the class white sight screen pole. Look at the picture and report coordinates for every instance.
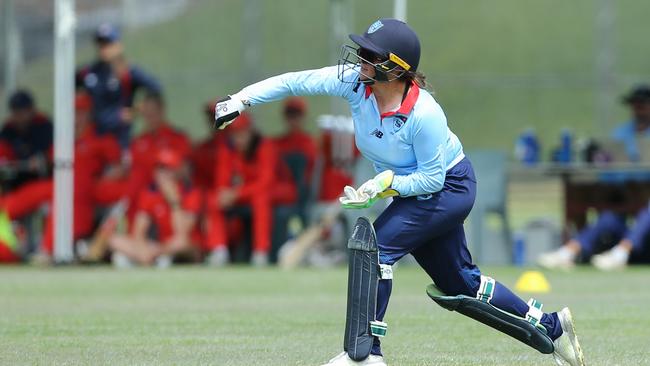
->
[53,0,76,263]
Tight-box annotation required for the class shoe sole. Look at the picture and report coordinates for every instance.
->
[559,308,585,366]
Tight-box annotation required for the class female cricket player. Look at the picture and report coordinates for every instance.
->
[213,18,584,366]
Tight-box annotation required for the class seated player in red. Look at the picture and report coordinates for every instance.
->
[0,93,121,262]
[274,97,318,182]
[93,91,191,214]
[205,112,296,266]
[108,149,202,267]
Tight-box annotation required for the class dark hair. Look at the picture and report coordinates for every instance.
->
[8,89,35,111]
[623,84,650,105]
[400,70,427,89]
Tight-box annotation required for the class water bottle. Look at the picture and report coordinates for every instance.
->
[512,232,526,266]
[559,128,573,164]
[514,129,540,166]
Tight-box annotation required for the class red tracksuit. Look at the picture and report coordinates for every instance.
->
[190,134,224,190]
[274,130,318,182]
[206,139,296,253]
[94,123,191,207]
[134,183,202,243]
[0,126,121,254]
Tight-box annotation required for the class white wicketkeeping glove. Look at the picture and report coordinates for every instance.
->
[214,93,247,130]
[339,170,397,209]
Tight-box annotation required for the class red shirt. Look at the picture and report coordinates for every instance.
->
[274,130,317,181]
[129,123,190,193]
[216,138,293,199]
[190,134,223,190]
[74,126,121,203]
[0,141,14,162]
[135,184,201,242]
[318,131,359,201]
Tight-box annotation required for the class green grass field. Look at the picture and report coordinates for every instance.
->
[1,265,648,365]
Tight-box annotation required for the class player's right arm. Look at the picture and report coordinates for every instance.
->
[214,66,360,129]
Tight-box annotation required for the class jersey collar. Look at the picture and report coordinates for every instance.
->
[365,81,420,120]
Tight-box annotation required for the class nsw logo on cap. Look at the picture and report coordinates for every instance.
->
[367,20,384,34]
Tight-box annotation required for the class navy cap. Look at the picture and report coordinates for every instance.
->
[623,84,650,105]
[94,23,120,43]
[350,18,421,72]
[8,90,34,111]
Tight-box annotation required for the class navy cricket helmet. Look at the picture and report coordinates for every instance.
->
[338,18,421,83]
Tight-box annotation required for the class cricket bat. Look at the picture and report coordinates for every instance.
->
[279,204,341,269]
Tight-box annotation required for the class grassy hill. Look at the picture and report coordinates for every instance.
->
[17,0,650,156]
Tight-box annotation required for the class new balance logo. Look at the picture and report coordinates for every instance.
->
[370,129,384,139]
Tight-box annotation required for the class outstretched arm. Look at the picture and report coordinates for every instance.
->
[214,66,361,129]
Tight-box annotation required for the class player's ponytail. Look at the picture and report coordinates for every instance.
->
[400,70,429,90]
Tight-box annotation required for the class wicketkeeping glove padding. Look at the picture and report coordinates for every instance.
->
[339,170,398,209]
[214,95,246,130]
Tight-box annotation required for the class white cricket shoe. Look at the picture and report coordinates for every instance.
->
[205,247,229,266]
[155,255,172,269]
[537,247,576,270]
[111,252,134,269]
[552,308,585,366]
[591,246,629,271]
[321,351,386,366]
[251,251,269,267]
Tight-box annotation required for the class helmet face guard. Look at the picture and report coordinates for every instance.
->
[337,45,408,85]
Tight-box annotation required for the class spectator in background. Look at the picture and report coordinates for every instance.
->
[191,101,224,191]
[538,208,650,270]
[205,113,296,266]
[109,149,202,268]
[274,97,317,182]
[76,23,161,148]
[0,90,53,191]
[0,94,121,262]
[611,85,650,161]
[128,91,191,198]
[93,91,191,220]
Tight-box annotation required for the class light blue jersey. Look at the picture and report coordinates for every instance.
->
[236,66,465,197]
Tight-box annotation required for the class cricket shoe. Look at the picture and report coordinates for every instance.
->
[591,246,629,271]
[251,251,269,267]
[537,247,576,270]
[205,247,229,266]
[321,351,386,366]
[552,308,585,366]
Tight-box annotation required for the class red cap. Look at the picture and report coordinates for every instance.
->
[75,93,93,112]
[156,149,183,169]
[228,112,253,132]
[284,97,307,115]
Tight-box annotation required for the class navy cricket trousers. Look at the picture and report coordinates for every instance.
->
[371,158,561,355]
